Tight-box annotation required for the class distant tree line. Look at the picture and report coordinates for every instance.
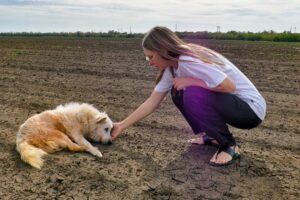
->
[176,30,300,42]
[0,31,144,39]
[1,30,300,42]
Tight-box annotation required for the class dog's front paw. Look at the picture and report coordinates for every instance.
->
[91,147,103,158]
[95,151,103,158]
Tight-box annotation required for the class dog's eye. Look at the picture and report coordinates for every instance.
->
[105,128,109,132]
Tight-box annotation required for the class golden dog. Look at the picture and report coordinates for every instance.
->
[16,102,113,169]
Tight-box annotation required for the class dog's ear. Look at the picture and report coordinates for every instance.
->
[96,116,107,124]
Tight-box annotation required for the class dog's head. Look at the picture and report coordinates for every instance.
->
[90,113,113,144]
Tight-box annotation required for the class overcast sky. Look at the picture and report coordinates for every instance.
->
[0,0,299,33]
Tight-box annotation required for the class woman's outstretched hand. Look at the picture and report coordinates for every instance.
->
[111,122,124,140]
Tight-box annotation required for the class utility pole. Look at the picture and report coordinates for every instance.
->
[217,26,221,33]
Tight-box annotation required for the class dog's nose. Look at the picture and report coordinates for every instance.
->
[107,140,112,145]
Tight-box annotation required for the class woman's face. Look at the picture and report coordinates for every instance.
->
[143,48,171,71]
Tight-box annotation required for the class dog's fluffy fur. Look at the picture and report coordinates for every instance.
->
[16,102,113,169]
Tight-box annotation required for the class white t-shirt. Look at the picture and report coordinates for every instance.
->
[154,55,266,120]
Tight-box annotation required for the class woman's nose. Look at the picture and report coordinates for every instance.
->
[149,60,154,66]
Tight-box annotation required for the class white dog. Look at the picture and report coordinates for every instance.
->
[16,102,113,169]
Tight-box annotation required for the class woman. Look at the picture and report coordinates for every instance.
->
[111,26,266,166]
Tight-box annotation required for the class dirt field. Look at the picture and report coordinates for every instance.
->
[0,37,299,200]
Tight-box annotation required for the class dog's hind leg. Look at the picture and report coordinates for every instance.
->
[30,129,85,153]
[50,132,86,153]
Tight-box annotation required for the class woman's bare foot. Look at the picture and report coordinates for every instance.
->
[188,134,218,146]
[210,145,240,165]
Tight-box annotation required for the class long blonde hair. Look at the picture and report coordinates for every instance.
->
[142,26,225,84]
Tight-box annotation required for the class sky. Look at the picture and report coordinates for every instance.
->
[0,0,299,33]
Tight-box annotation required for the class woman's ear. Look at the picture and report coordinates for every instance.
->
[167,50,179,59]
[161,48,179,60]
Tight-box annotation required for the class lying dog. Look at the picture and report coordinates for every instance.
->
[16,102,113,169]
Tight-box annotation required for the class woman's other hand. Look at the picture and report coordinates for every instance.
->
[173,77,202,90]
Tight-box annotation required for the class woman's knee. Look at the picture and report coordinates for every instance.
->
[183,86,212,109]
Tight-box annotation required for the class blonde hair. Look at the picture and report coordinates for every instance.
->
[142,26,225,84]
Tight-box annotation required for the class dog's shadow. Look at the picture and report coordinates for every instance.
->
[12,141,112,170]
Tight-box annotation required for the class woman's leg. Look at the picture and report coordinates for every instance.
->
[171,86,261,165]
[171,88,204,134]
[172,86,261,147]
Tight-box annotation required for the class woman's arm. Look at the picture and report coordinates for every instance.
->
[173,76,236,93]
[111,90,168,139]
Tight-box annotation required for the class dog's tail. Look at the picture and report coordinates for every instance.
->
[16,140,47,170]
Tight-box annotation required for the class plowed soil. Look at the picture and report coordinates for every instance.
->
[0,37,299,200]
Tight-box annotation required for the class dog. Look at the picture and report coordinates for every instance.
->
[16,102,113,169]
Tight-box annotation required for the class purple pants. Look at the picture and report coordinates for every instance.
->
[171,86,262,147]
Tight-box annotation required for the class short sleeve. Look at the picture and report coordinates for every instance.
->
[179,56,227,88]
[154,68,173,92]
